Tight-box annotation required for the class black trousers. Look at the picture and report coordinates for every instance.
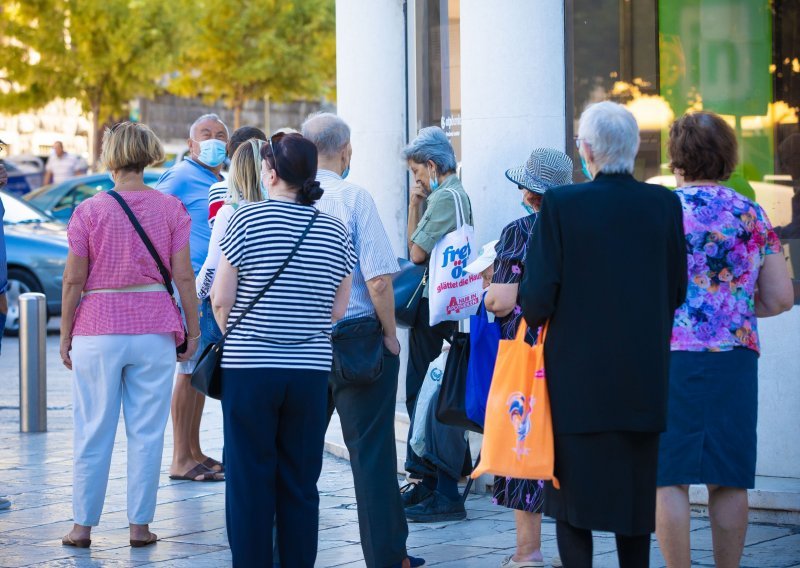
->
[404,297,463,478]
[327,343,409,567]
[222,367,328,568]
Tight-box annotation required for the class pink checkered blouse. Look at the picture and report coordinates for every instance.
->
[67,190,191,343]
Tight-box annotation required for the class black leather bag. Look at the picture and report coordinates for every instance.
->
[106,190,187,355]
[393,258,427,329]
[331,316,384,386]
[436,331,483,433]
[191,210,319,400]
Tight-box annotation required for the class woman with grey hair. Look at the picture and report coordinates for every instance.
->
[520,101,688,567]
[400,126,473,523]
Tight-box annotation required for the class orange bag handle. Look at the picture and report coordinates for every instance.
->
[514,318,549,345]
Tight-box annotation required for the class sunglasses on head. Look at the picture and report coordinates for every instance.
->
[265,132,287,177]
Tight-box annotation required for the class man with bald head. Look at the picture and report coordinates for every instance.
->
[303,112,424,568]
[156,113,229,482]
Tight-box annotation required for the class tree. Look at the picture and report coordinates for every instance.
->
[167,0,336,130]
[0,0,186,163]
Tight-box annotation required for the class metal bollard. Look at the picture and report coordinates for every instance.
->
[18,292,47,432]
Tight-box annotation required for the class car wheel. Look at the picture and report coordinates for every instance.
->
[4,268,45,336]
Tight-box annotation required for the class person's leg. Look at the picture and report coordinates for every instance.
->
[69,335,125,540]
[707,484,748,568]
[121,333,176,541]
[615,533,651,568]
[170,375,204,476]
[555,520,592,567]
[655,485,691,568]
[189,299,222,470]
[222,367,282,567]
[513,511,543,563]
[332,347,409,568]
[275,369,328,568]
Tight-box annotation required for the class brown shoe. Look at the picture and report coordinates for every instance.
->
[130,532,158,548]
[62,534,91,548]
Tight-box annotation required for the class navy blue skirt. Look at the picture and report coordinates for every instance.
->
[657,348,758,489]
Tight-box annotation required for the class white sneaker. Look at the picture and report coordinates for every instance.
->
[499,556,544,568]
[551,556,562,568]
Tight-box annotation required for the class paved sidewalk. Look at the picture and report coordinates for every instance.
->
[1,331,799,567]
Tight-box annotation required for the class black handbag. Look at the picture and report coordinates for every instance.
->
[435,330,483,433]
[392,258,427,329]
[190,210,319,400]
[106,190,188,355]
[331,316,384,385]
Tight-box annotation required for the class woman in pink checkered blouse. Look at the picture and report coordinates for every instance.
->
[59,123,200,550]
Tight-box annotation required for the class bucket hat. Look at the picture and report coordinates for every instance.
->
[505,148,573,194]
[464,240,499,274]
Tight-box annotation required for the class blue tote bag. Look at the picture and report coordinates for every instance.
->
[465,298,501,428]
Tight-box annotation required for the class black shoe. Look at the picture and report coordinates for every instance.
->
[400,482,433,508]
[405,490,466,523]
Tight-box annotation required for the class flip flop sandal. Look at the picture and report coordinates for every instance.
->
[62,534,91,548]
[130,532,158,548]
[202,457,224,472]
[169,463,224,482]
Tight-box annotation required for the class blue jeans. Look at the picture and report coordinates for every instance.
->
[177,298,222,374]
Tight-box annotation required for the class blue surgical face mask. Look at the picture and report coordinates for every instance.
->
[580,155,593,181]
[341,166,350,179]
[522,201,536,216]
[195,139,227,168]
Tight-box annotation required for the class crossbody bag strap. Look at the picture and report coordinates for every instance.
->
[106,190,175,296]
[220,209,320,342]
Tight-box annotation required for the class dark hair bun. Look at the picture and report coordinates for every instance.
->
[299,178,323,205]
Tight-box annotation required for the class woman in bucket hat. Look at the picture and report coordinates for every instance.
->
[484,148,572,568]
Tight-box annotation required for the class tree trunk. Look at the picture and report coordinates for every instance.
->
[91,101,102,169]
[233,103,242,130]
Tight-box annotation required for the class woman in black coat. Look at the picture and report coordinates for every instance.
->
[520,101,688,568]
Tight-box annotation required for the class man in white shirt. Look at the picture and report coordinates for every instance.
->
[303,113,424,568]
[44,142,87,185]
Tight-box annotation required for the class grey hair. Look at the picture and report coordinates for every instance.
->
[189,113,229,138]
[578,101,640,174]
[301,112,350,157]
[401,126,457,174]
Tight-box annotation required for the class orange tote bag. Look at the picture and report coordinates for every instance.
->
[472,319,559,488]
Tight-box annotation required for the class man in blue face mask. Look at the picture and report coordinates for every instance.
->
[156,113,229,483]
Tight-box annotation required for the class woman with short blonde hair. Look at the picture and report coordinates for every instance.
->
[60,122,199,549]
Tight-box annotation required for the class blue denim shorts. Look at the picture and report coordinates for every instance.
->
[177,298,222,375]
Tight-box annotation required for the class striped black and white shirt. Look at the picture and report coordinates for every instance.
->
[315,170,400,321]
[219,200,356,370]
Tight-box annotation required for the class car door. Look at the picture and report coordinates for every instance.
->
[51,179,114,222]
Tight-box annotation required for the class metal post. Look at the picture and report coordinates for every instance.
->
[18,292,47,432]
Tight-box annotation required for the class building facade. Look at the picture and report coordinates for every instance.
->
[336,0,799,483]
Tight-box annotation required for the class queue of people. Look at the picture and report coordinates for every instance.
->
[56,101,793,568]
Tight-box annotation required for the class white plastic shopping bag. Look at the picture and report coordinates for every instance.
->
[428,188,484,326]
[410,349,448,457]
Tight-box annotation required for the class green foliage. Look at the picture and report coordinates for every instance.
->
[167,0,336,125]
[0,0,185,156]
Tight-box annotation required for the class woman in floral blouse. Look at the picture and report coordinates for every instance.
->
[484,148,573,568]
[656,111,794,568]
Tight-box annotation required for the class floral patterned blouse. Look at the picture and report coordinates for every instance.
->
[671,184,781,353]
[492,214,537,343]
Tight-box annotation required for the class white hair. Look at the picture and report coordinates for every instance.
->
[189,113,229,138]
[301,112,350,157]
[578,101,640,174]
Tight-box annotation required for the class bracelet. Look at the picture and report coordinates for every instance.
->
[187,332,201,341]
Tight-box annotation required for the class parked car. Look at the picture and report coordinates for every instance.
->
[23,170,163,222]
[0,159,44,197]
[2,190,68,334]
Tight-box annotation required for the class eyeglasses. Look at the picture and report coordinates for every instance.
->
[574,136,591,150]
[267,132,286,177]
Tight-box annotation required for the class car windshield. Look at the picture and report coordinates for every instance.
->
[1,192,50,224]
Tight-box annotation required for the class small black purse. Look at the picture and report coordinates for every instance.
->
[392,258,427,329]
[331,316,384,386]
[106,190,187,355]
[191,210,319,400]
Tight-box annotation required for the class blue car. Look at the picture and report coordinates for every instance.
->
[2,190,68,334]
[24,170,163,222]
[0,159,44,197]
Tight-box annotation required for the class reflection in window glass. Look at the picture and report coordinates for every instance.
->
[569,0,799,300]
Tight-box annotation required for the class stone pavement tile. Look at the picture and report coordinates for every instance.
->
[315,542,368,567]
[89,540,226,564]
[404,543,496,564]
[739,533,800,568]
[683,521,795,551]
[137,548,233,568]
[162,527,228,547]
[33,559,145,568]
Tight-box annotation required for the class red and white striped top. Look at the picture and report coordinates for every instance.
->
[67,190,191,343]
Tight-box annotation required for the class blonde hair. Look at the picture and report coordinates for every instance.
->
[101,122,165,173]
[227,138,265,205]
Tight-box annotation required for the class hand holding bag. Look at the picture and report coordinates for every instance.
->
[106,190,188,355]
[465,298,501,428]
[191,210,319,399]
[392,258,427,328]
[471,320,558,487]
[435,330,483,433]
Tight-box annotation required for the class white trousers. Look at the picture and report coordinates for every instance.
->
[71,333,175,526]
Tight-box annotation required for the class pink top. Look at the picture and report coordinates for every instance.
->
[68,190,191,343]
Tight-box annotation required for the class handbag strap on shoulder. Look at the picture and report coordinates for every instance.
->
[106,190,175,296]
[220,209,320,341]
